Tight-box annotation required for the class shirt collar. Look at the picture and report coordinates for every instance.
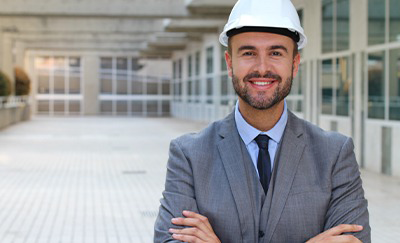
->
[234,100,288,146]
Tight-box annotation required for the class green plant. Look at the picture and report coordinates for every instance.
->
[0,70,11,97]
[14,67,31,96]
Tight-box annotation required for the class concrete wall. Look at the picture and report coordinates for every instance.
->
[0,105,30,130]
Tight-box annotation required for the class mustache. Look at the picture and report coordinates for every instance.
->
[243,72,282,82]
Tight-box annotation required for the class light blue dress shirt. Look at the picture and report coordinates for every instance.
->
[234,100,288,177]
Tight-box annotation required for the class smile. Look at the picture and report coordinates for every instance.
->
[253,81,273,86]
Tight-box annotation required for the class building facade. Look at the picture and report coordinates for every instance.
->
[1,0,399,176]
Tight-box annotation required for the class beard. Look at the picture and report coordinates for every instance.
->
[232,68,293,110]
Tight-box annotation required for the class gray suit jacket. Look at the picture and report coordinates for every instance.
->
[154,111,370,242]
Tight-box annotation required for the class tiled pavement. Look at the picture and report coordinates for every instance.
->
[0,117,398,243]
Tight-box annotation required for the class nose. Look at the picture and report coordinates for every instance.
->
[253,55,271,75]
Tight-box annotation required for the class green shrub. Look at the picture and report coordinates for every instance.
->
[0,71,12,97]
[14,67,31,96]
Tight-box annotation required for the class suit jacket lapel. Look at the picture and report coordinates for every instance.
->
[264,111,306,242]
[217,112,256,240]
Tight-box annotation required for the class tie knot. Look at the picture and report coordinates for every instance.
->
[255,135,270,149]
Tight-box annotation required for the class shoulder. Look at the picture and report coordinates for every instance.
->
[171,114,231,151]
[288,112,351,153]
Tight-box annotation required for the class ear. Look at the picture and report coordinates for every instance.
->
[225,50,233,77]
[292,52,301,78]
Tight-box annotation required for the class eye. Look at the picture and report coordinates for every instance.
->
[271,51,282,56]
[242,51,255,56]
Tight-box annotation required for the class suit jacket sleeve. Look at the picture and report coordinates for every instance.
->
[324,137,371,242]
[154,138,199,243]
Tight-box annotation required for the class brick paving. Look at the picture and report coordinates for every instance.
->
[0,117,398,243]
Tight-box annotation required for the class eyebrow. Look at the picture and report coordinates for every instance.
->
[270,45,289,54]
[237,44,289,54]
[237,45,256,53]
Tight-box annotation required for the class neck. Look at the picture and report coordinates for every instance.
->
[238,98,285,132]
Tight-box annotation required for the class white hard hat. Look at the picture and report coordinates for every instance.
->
[219,0,307,50]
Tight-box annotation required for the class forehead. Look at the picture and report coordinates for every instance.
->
[229,32,295,51]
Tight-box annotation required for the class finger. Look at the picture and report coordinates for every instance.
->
[171,217,211,234]
[182,211,213,230]
[324,224,363,236]
[172,233,203,243]
[169,227,209,241]
[326,235,362,243]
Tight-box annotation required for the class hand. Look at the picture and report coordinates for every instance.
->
[169,210,221,243]
[306,224,363,243]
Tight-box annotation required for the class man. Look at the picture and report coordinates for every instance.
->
[154,0,370,242]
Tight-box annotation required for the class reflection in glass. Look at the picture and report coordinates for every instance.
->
[207,78,213,104]
[368,0,385,45]
[100,100,113,113]
[195,52,200,76]
[322,59,333,114]
[54,57,65,70]
[389,48,400,120]
[69,57,80,68]
[322,0,334,53]
[162,80,170,95]
[101,78,112,94]
[221,46,227,71]
[389,0,400,42]
[147,101,158,115]
[368,51,385,119]
[188,55,192,78]
[336,0,349,51]
[336,57,350,116]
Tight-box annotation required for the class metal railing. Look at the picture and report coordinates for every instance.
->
[0,96,30,109]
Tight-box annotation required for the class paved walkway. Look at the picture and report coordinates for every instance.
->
[0,117,398,243]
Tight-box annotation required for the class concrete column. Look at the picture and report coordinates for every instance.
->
[14,41,26,68]
[82,54,100,115]
[350,0,368,165]
[2,36,15,94]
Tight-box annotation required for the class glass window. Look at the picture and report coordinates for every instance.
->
[116,75,128,95]
[131,75,143,95]
[368,0,385,45]
[69,57,80,68]
[188,55,193,77]
[147,101,158,115]
[336,0,349,51]
[38,100,50,113]
[131,101,143,113]
[101,74,113,94]
[336,57,350,116]
[368,51,385,119]
[389,0,400,43]
[69,100,81,114]
[162,101,170,115]
[131,58,141,71]
[178,59,182,79]
[389,48,400,120]
[162,79,170,95]
[54,100,65,113]
[322,59,334,114]
[322,0,334,53]
[172,61,177,79]
[100,100,113,113]
[116,100,128,114]
[206,47,214,74]
[38,74,50,94]
[116,58,128,71]
[69,76,80,94]
[221,46,227,71]
[195,51,200,76]
[147,77,159,95]
[54,57,65,70]
[101,57,113,70]
[54,75,65,94]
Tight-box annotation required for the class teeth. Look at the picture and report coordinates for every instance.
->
[254,82,272,86]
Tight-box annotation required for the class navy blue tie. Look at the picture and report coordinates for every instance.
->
[255,135,272,194]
